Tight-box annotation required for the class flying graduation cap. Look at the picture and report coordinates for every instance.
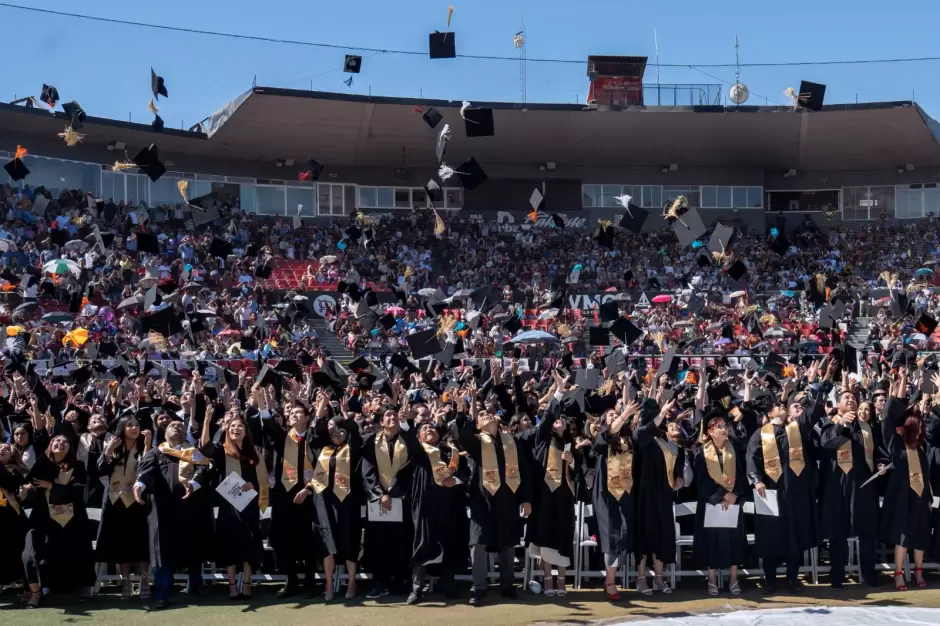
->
[299,158,323,182]
[344,55,362,73]
[429,5,457,59]
[460,101,495,137]
[131,144,166,182]
[4,145,29,182]
[40,84,59,108]
[151,68,168,100]
[61,101,86,130]
[421,107,443,128]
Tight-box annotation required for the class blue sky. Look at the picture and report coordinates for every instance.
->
[3,0,939,127]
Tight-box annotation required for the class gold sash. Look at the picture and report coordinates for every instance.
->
[654,438,678,489]
[908,447,926,497]
[837,420,875,474]
[0,487,21,515]
[703,440,736,492]
[282,430,315,492]
[422,442,459,487]
[109,452,139,508]
[606,441,634,500]
[761,421,804,481]
[224,453,269,512]
[49,468,74,527]
[544,442,568,493]
[311,445,351,502]
[158,442,210,483]
[375,433,409,491]
[480,431,521,495]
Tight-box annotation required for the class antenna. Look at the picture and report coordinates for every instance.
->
[653,29,660,87]
[734,35,741,86]
[515,17,527,103]
[729,35,750,105]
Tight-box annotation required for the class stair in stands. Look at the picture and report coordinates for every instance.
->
[845,316,873,348]
[310,318,358,364]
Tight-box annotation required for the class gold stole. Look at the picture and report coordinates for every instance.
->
[109,452,139,508]
[224,453,269,512]
[311,445,351,502]
[654,438,678,489]
[908,447,927,497]
[375,433,409,491]
[49,468,74,527]
[0,479,21,515]
[479,431,521,495]
[282,430,315,492]
[761,422,804,481]
[606,440,634,500]
[158,442,210,483]
[544,442,571,493]
[703,440,736,491]
[422,442,459,487]
[837,420,875,474]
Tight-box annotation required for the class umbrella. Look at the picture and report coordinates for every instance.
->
[63,240,88,252]
[14,302,39,314]
[319,255,338,265]
[43,259,81,277]
[418,288,437,297]
[217,329,242,337]
[385,306,405,315]
[907,333,928,343]
[42,312,73,323]
[538,309,559,320]
[714,338,732,345]
[117,295,144,310]
[916,268,934,276]
[764,327,793,338]
[508,329,558,344]
[2,251,28,266]
[780,291,796,298]
[0,239,17,252]
[672,321,693,327]
[651,295,672,304]
[873,297,892,307]
[728,290,747,299]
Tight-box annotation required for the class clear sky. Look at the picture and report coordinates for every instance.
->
[3,0,939,128]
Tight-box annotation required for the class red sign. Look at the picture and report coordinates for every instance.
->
[588,76,643,106]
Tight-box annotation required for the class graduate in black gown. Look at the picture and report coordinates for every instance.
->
[746,394,820,594]
[694,411,747,596]
[132,414,213,608]
[22,433,96,606]
[403,411,470,605]
[819,389,885,589]
[0,443,29,593]
[262,401,322,598]
[880,374,932,591]
[925,402,940,563]
[306,397,362,601]
[361,405,413,599]
[95,414,152,598]
[203,415,267,600]
[76,414,108,512]
[633,397,683,595]
[591,400,641,601]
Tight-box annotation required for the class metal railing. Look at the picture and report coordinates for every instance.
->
[643,83,723,106]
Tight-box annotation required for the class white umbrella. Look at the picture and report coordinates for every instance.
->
[319,255,338,265]
[418,288,437,297]
[728,290,747,299]
[0,239,17,252]
[63,240,88,252]
[43,259,81,277]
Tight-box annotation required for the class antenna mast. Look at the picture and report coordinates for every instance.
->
[515,18,527,103]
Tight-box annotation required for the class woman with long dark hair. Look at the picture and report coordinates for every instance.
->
[96,414,152,599]
[880,369,932,591]
[22,433,96,607]
[204,415,267,600]
[0,443,29,594]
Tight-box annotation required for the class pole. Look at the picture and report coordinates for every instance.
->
[653,29,661,105]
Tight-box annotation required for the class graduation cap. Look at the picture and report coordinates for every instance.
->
[671,207,707,248]
[503,315,522,335]
[61,101,86,129]
[255,264,272,280]
[390,352,419,373]
[769,235,790,256]
[4,151,29,182]
[529,188,545,212]
[588,326,610,346]
[50,227,67,247]
[763,352,786,378]
[425,179,444,203]
[707,381,734,408]
[604,350,627,377]
[743,313,762,338]
[378,313,396,331]
[298,158,323,182]
[151,114,164,133]
[585,391,619,414]
[136,232,160,255]
[916,313,938,336]
[408,328,443,359]
[619,205,649,233]
[575,368,601,390]
[343,54,362,73]
[551,214,565,229]
[209,237,232,259]
[429,31,457,59]
[348,356,370,373]
[142,307,183,337]
[595,224,616,248]
[656,346,679,378]
[68,291,82,314]
[131,144,166,182]
[274,359,301,378]
[463,106,494,138]
[599,301,620,323]
[610,317,642,345]
[843,343,859,375]
[797,80,825,111]
[725,260,747,282]
[455,157,487,190]
[151,68,168,99]
[40,84,59,107]
[422,107,443,128]
[708,223,735,255]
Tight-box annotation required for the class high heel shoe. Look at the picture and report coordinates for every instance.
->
[605,583,621,601]
[914,567,927,588]
[25,591,41,609]
[894,571,907,592]
[636,576,652,596]
[707,581,719,597]
[228,583,240,600]
[653,575,673,594]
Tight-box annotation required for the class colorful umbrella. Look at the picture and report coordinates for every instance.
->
[651,295,672,304]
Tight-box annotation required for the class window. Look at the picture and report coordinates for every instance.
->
[317,183,351,216]
[843,185,895,221]
[359,187,377,208]
[582,184,644,208]
[663,185,699,209]
[286,187,315,217]
[642,185,662,208]
[394,189,411,208]
[602,185,622,208]
[377,187,394,208]
[896,183,939,219]
[716,186,732,208]
[445,187,463,209]
[747,187,763,208]
[581,184,602,207]
[256,185,286,215]
[732,187,749,208]
[412,188,427,209]
[701,186,716,208]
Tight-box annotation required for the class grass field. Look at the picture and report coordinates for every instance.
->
[5,579,940,626]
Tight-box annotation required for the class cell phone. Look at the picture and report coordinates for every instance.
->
[563,443,572,453]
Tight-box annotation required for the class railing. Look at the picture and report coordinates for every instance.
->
[643,83,723,107]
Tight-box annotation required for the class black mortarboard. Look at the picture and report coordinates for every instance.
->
[422,107,443,128]
[656,346,678,378]
[769,235,790,256]
[50,228,67,247]
[240,335,257,350]
[585,391,618,414]
[798,80,826,111]
[390,353,419,373]
[99,342,118,357]
[299,158,323,182]
[503,315,522,335]
[136,232,159,254]
[916,313,938,336]
[142,307,183,337]
[455,157,487,190]
[708,381,734,408]
[151,68,168,99]
[4,156,29,182]
[428,31,456,59]
[575,369,601,390]
[671,207,707,248]
[843,343,859,375]
[152,114,164,133]
[589,326,609,346]
[40,84,59,107]
[619,205,649,233]
[378,313,396,331]
[257,364,281,389]
[610,317,642,345]
[595,225,616,248]
[348,356,370,372]
[818,304,839,330]
[599,301,620,323]
[255,264,272,279]
[357,371,377,390]
[551,214,565,229]
[61,101,86,129]
[274,359,300,377]
[343,54,362,73]
[763,352,785,378]
[425,179,443,202]
[604,350,627,377]
[209,237,232,258]
[131,144,166,182]
[463,107,494,138]
[725,260,747,282]
[408,328,443,360]
[71,366,91,386]
[708,223,735,255]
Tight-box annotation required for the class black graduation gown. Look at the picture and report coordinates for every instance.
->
[204,443,265,569]
[307,417,363,563]
[879,398,932,550]
[590,428,636,557]
[926,411,940,559]
[0,466,28,585]
[633,420,684,564]
[22,457,96,590]
[403,434,470,569]
[458,416,533,550]
[78,433,106,509]
[95,447,150,564]
[818,418,881,542]
[262,420,321,566]
[745,416,820,560]
[526,412,577,565]
[135,446,214,568]
[693,443,748,569]
[361,429,414,577]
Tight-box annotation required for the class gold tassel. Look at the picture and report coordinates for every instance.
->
[760,313,778,326]
[597,218,613,231]
[111,161,136,172]
[177,180,189,203]
[57,126,85,147]
[148,99,159,115]
[815,273,826,293]
[663,195,689,224]
[433,209,445,236]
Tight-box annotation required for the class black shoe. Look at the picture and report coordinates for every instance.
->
[153,599,168,611]
[787,580,804,595]
[831,581,844,591]
[276,585,300,599]
[500,586,517,599]
[406,591,421,605]
[761,583,777,596]
[366,585,389,600]
[863,578,882,589]
[185,586,204,596]
[469,593,485,606]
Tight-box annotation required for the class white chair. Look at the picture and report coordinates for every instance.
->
[671,502,702,588]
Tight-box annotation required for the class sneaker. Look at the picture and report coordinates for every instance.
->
[406,591,421,605]
[366,585,389,600]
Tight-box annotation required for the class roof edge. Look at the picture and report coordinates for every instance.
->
[0,101,207,139]
[913,102,940,147]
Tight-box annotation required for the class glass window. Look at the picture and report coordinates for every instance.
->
[664,186,699,208]
[732,187,748,207]
[377,187,394,208]
[256,186,285,215]
[925,185,939,217]
[330,185,344,214]
[126,175,140,206]
[393,189,410,208]
[100,171,118,203]
[317,184,332,215]
[748,187,763,208]
[286,187,314,217]
[412,188,427,209]
[581,184,600,207]
[240,183,256,214]
[642,185,661,208]
[622,185,641,206]
[896,187,912,219]
[445,187,463,209]
[359,187,377,208]
[344,185,355,214]
[712,186,730,208]
[701,186,716,207]
[601,185,621,207]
